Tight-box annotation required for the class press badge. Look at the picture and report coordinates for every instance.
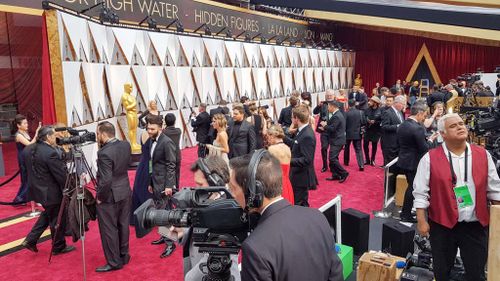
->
[453,185,473,209]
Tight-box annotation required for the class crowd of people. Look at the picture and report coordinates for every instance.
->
[9,75,500,281]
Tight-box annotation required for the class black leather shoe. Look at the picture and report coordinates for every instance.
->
[326,175,341,181]
[122,254,131,265]
[160,243,176,258]
[339,173,349,183]
[321,167,328,173]
[151,237,165,245]
[95,264,123,273]
[22,241,38,253]
[370,160,376,166]
[364,161,370,165]
[359,167,364,171]
[52,245,75,256]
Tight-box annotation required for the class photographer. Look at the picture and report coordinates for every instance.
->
[181,156,240,281]
[228,150,343,281]
[21,126,75,255]
[413,114,500,281]
[95,122,132,272]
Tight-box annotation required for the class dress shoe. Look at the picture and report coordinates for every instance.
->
[95,264,123,273]
[344,163,349,166]
[339,173,349,183]
[364,161,370,165]
[121,254,131,265]
[151,237,165,245]
[400,215,417,223]
[326,175,341,181]
[52,245,76,256]
[321,167,328,173]
[370,160,376,166]
[160,243,176,258]
[21,240,38,253]
[359,167,364,171]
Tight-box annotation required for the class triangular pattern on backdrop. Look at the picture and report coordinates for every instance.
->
[309,49,319,67]
[110,41,128,65]
[180,109,194,148]
[165,49,175,66]
[131,66,149,114]
[176,67,195,108]
[202,45,212,67]
[332,67,340,90]
[273,46,286,68]
[147,42,162,66]
[293,68,305,92]
[335,51,343,67]
[304,68,314,92]
[62,27,76,61]
[318,50,328,68]
[148,32,179,66]
[326,50,335,67]
[60,12,90,62]
[164,66,179,107]
[191,68,203,106]
[71,106,82,127]
[87,21,108,63]
[180,95,191,109]
[346,67,354,89]
[164,69,179,110]
[206,93,215,106]
[314,68,324,92]
[177,48,189,66]
[154,94,165,111]
[202,68,217,105]
[88,30,100,63]
[340,67,347,89]
[192,53,201,67]
[79,67,94,124]
[323,67,332,90]
[102,68,114,117]
[131,45,145,65]
[224,41,242,68]
[96,104,106,120]
[62,62,84,124]
[234,54,241,68]
[223,47,232,67]
[405,43,442,85]
[105,65,136,115]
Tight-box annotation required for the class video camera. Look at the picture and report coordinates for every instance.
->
[134,187,249,251]
[55,127,96,146]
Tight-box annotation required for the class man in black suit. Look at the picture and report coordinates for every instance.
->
[228,151,343,281]
[146,115,178,257]
[191,103,211,157]
[426,85,446,108]
[313,89,335,172]
[228,104,256,159]
[163,113,182,188]
[277,96,299,132]
[95,122,132,272]
[349,86,368,110]
[22,126,75,255]
[285,105,318,206]
[321,101,349,183]
[397,101,437,222]
[381,95,406,165]
[344,99,366,171]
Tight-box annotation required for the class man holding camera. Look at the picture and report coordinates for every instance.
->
[413,113,500,281]
[22,126,75,255]
[181,156,241,281]
[94,121,132,272]
[229,150,343,281]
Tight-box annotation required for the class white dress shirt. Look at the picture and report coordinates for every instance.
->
[413,142,500,222]
[260,197,284,215]
[150,137,157,158]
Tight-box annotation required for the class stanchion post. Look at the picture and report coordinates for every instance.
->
[24,201,42,217]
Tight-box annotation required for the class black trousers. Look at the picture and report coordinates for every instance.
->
[320,133,329,169]
[25,203,67,252]
[344,139,364,168]
[293,186,309,207]
[197,145,206,158]
[363,139,378,163]
[429,221,487,281]
[97,196,131,268]
[381,144,398,166]
[329,144,348,177]
[400,169,416,218]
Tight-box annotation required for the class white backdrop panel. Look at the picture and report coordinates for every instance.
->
[293,68,305,92]
[323,67,332,90]
[314,68,324,92]
[281,68,293,95]
[224,41,243,67]
[286,47,300,67]
[60,13,90,62]
[235,68,253,98]
[81,63,106,120]
[62,62,84,125]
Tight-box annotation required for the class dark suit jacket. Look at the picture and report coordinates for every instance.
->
[381,107,404,149]
[365,106,382,141]
[325,110,346,146]
[286,124,317,189]
[209,106,224,117]
[96,139,131,203]
[348,91,368,110]
[345,107,366,140]
[496,80,500,97]
[163,126,182,162]
[228,120,256,158]
[278,106,293,128]
[241,200,343,281]
[151,133,177,191]
[426,91,446,107]
[396,118,430,171]
[191,111,211,144]
[313,102,329,134]
[24,142,67,206]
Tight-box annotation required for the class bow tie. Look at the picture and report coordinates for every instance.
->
[152,138,157,143]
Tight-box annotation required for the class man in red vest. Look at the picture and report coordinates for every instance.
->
[413,113,500,281]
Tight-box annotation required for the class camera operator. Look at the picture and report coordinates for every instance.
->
[413,113,500,281]
[228,150,343,281]
[94,122,132,272]
[181,156,241,281]
[21,126,75,255]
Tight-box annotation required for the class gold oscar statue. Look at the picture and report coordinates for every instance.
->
[354,74,363,87]
[121,83,141,153]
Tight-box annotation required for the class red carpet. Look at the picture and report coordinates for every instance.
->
[0,134,384,281]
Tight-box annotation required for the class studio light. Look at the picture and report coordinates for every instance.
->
[139,15,157,30]
[99,6,119,24]
[42,0,51,10]
[193,23,211,36]
[225,29,233,39]
[277,36,289,46]
[215,27,227,36]
[176,21,184,33]
[244,33,252,42]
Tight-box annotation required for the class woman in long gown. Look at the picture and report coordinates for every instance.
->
[12,114,40,204]
[266,125,294,205]
[130,130,152,225]
[206,113,229,165]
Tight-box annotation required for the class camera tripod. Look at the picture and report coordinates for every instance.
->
[51,144,96,281]
[196,234,241,281]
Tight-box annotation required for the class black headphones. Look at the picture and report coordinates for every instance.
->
[197,158,226,186]
[245,149,266,209]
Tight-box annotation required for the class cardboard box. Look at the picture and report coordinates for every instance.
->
[395,174,408,207]
[357,252,405,281]
[488,205,500,281]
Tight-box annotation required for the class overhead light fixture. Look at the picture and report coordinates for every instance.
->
[193,23,211,36]
[42,0,51,10]
[215,27,227,36]
[99,6,119,24]
[176,21,184,33]
[225,29,233,39]
[139,15,157,30]
[244,32,252,42]
[278,36,289,46]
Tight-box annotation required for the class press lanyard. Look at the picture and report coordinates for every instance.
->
[448,146,468,186]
